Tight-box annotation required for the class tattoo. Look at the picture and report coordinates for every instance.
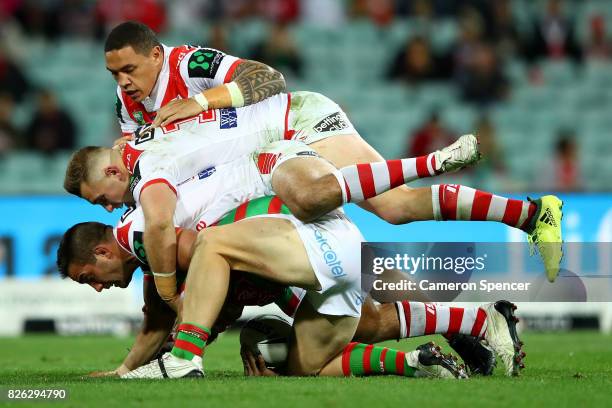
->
[232,60,286,106]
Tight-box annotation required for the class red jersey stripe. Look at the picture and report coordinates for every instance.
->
[224,59,243,83]
[234,202,248,221]
[141,178,177,196]
[267,196,283,214]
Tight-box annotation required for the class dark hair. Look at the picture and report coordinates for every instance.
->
[63,146,105,197]
[57,222,112,278]
[104,21,162,55]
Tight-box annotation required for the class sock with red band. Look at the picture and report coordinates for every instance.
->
[338,154,437,203]
[342,342,417,377]
[395,301,488,339]
[431,184,537,231]
[170,323,211,362]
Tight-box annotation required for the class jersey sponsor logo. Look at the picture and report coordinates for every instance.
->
[219,108,238,129]
[313,112,349,133]
[198,166,216,179]
[313,228,346,278]
[187,49,224,79]
[128,162,142,194]
[133,231,147,264]
[120,206,137,223]
[133,111,146,125]
[296,150,319,158]
[134,124,155,145]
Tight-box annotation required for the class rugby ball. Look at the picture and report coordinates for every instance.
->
[239,315,292,368]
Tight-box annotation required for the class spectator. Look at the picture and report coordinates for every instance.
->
[488,0,522,59]
[586,15,612,61]
[525,0,581,62]
[455,42,508,106]
[251,22,303,78]
[97,0,167,34]
[553,131,581,192]
[0,49,31,104]
[57,0,104,40]
[351,0,396,27]
[0,93,20,155]
[25,89,76,154]
[387,36,452,84]
[406,111,455,157]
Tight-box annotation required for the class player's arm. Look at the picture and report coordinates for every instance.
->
[140,183,180,310]
[153,52,286,127]
[116,278,177,375]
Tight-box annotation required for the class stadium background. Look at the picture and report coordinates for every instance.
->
[0,0,611,401]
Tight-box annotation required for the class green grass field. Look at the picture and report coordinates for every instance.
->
[1,331,611,407]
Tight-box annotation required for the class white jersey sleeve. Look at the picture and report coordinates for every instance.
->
[179,47,243,95]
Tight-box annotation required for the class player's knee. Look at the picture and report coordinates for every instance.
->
[287,174,342,222]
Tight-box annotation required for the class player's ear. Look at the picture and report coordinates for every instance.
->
[151,45,163,62]
[104,165,122,178]
[93,245,112,259]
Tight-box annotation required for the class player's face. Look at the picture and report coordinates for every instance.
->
[81,173,129,213]
[105,45,163,102]
[68,256,132,293]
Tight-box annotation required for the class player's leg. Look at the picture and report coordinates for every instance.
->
[352,298,524,376]
[266,134,478,223]
[286,296,466,379]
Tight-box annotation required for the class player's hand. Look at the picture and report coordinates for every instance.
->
[112,134,134,150]
[152,98,203,128]
[87,370,119,378]
[241,347,278,377]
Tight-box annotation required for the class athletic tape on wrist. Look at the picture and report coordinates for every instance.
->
[226,81,245,107]
[193,93,209,111]
[152,271,177,277]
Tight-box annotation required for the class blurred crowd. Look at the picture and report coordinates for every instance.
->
[1,0,610,192]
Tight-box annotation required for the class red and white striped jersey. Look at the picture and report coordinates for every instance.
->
[121,93,290,206]
[115,44,243,135]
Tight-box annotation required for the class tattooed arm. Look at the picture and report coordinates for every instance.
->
[153,59,286,127]
[229,60,286,106]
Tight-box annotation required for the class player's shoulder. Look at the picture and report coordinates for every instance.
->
[114,205,147,263]
[178,44,230,79]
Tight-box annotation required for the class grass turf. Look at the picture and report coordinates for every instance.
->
[1,331,611,407]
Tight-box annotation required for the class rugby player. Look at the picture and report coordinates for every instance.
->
[106,21,286,135]
[57,197,523,378]
[103,21,563,287]
[60,148,525,377]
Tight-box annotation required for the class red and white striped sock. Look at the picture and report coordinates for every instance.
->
[395,301,488,338]
[431,184,537,231]
[337,154,437,203]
